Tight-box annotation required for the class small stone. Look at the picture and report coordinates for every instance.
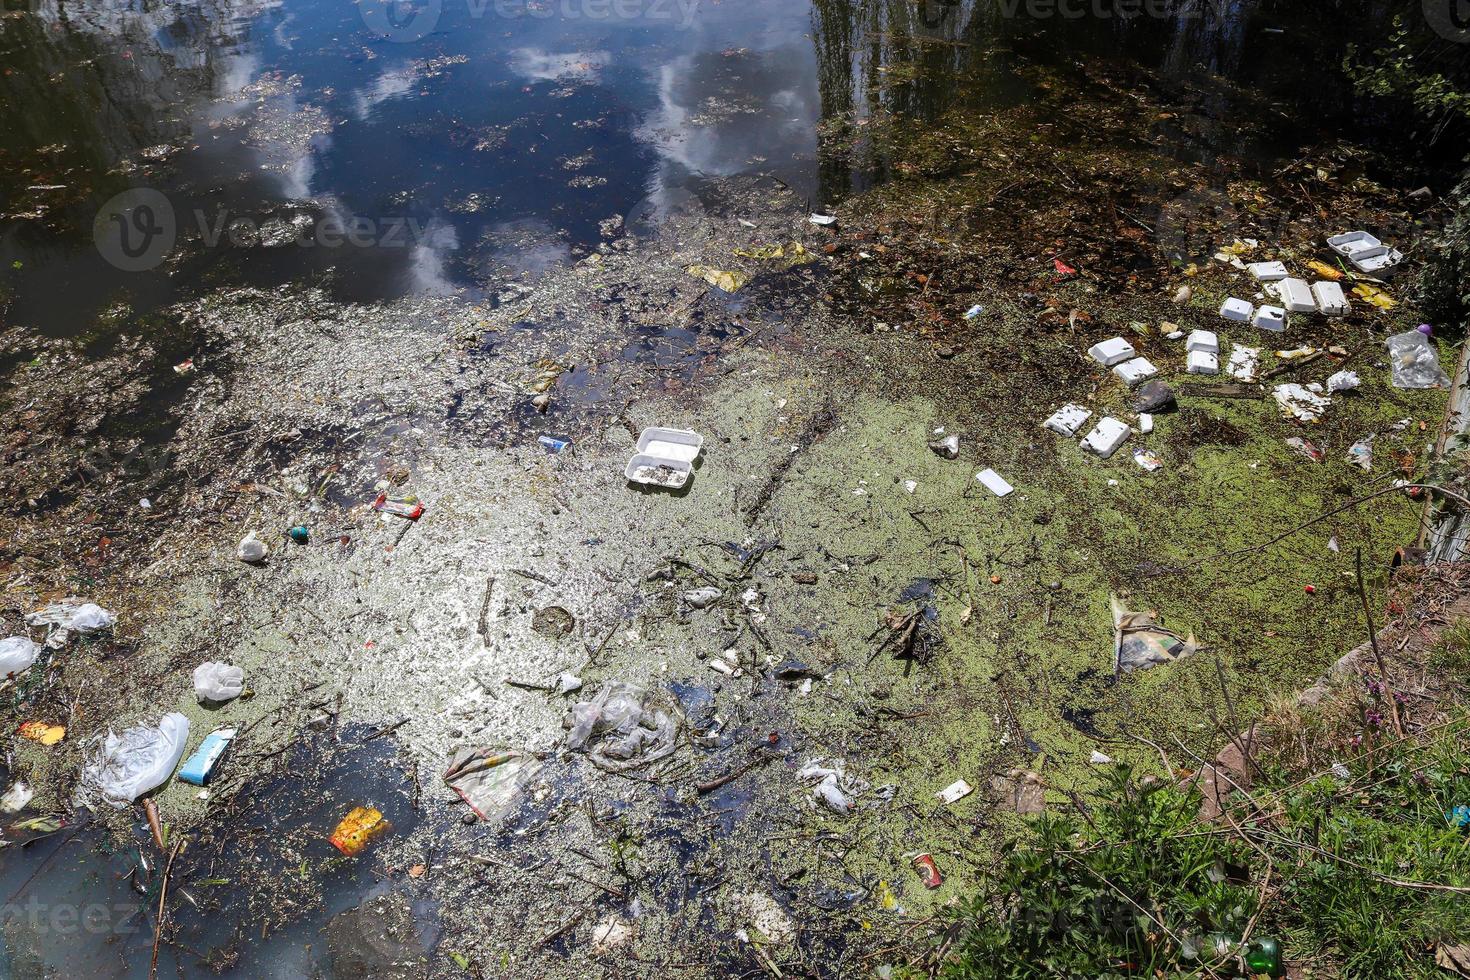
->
[928,434,960,459]
[1132,380,1176,414]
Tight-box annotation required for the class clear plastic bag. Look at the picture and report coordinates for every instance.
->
[564,682,678,771]
[81,713,191,808]
[193,661,245,702]
[1387,330,1451,389]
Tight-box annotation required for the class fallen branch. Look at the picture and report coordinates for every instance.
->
[149,836,185,979]
[696,751,775,794]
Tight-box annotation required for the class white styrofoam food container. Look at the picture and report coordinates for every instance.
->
[1087,337,1136,367]
[1248,261,1288,281]
[626,427,703,489]
[1253,306,1286,332]
[1329,232,1403,274]
[1351,248,1403,274]
[1186,330,1218,354]
[1081,417,1130,458]
[1311,281,1349,316]
[1220,298,1253,322]
[1327,231,1380,257]
[1044,404,1092,437]
[1279,278,1315,313]
[1112,357,1157,387]
[1187,350,1219,375]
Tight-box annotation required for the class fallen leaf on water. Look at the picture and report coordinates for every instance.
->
[686,264,749,293]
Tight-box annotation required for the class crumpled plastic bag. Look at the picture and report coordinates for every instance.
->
[193,662,245,703]
[1387,330,1451,389]
[81,713,191,808]
[1112,597,1198,673]
[0,636,40,676]
[797,757,866,814]
[236,531,269,563]
[25,600,116,648]
[564,682,678,772]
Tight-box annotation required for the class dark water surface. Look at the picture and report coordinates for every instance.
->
[0,0,1425,336]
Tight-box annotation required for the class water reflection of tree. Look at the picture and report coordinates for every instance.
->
[811,0,983,197]
[0,0,266,219]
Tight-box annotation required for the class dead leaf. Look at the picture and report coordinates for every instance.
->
[1436,943,1470,976]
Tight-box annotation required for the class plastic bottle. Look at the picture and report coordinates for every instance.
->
[1245,937,1281,975]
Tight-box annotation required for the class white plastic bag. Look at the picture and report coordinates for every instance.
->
[236,532,268,563]
[0,637,40,676]
[1387,331,1451,389]
[82,713,191,808]
[25,600,117,648]
[798,757,863,814]
[193,662,245,702]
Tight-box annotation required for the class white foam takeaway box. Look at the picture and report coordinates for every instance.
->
[1186,350,1219,375]
[1328,231,1403,275]
[1220,297,1254,322]
[1087,337,1136,367]
[1311,281,1350,316]
[1248,261,1288,281]
[1253,305,1286,332]
[1112,357,1157,387]
[1185,329,1218,355]
[1044,404,1092,437]
[1327,231,1380,258]
[1279,278,1316,313]
[625,427,704,489]
[1081,417,1130,459]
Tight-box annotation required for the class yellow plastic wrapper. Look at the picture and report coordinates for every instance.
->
[329,806,389,855]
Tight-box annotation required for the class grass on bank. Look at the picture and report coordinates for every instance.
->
[919,622,1470,980]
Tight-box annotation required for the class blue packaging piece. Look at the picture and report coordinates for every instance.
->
[537,435,571,453]
[179,728,237,786]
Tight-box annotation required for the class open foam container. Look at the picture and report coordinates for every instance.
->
[625,427,704,489]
